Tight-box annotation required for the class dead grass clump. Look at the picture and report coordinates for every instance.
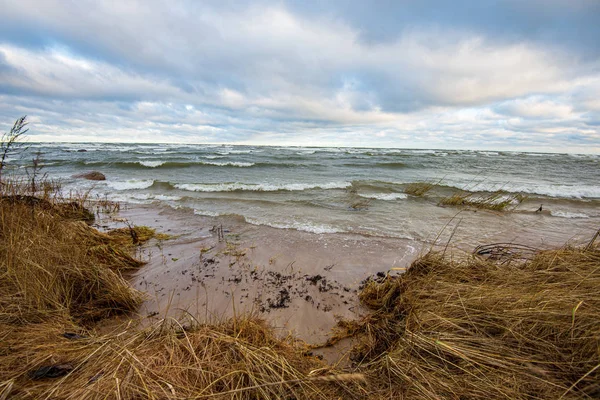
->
[440,190,525,211]
[0,316,360,399]
[0,179,362,399]
[347,246,600,399]
[0,200,144,323]
[1,194,95,224]
[404,181,435,197]
[107,225,158,246]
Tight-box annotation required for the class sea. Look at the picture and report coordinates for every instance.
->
[8,143,600,247]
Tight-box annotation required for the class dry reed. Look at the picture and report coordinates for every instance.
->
[0,181,360,399]
[440,190,526,211]
[404,181,435,197]
[2,170,598,399]
[347,242,600,399]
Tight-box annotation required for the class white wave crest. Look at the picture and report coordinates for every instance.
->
[359,192,408,201]
[153,194,182,201]
[107,179,154,190]
[550,211,590,219]
[228,150,252,154]
[174,181,351,192]
[245,218,343,234]
[139,160,165,168]
[193,209,222,217]
[205,161,255,167]
[452,182,600,199]
[409,149,436,154]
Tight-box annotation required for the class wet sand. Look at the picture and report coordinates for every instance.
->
[98,204,420,345]
[95,202,599,347]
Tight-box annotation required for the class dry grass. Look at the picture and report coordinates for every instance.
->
[345,241,600,399]
[2,171,599,399]
[440,190,526,211]
[0,180,361,399]
[0,316,360,399]
[0,198,145,324]
[404,181,435,197]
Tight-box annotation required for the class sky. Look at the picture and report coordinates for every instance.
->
[0,0,599,152]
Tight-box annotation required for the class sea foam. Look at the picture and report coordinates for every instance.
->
[359,193,408,201]
[550,211,590,219]
[245,217,343,234]
[175,181,351,192]
[107,180,155,190]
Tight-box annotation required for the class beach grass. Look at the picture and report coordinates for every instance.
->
[403,181,435,197]
[0,178,361,399]
[1,173,599,398]
[342,239,600,399]
[0,315,357,399]
[440,190,526,211]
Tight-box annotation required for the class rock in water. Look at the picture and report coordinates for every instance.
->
[73,171,106,181]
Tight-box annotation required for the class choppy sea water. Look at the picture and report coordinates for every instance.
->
[8,143,600,246]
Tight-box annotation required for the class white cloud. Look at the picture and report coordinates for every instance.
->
[0,1,599,152]
[0,45,180,99]
[496,97,575,119]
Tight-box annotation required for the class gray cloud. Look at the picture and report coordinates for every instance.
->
[0,0,598,152]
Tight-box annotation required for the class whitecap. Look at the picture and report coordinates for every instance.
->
[205,161,255,167]
[193,209,222,217]
[174,181,351,192]
[359,193,408,201]
[139,160,165,168]
[107,179,154,190]
[550,211,590,219]
[153,194,182,201]
[409,149,436,154]
[228,150,252,154]
[245,217,343,234]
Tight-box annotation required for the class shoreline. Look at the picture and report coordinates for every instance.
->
[3,187,600,399]
[100,203,422,345]
[96,200,598,346]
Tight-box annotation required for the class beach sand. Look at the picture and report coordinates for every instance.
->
[94,201,598,351]
[99,205,420,346]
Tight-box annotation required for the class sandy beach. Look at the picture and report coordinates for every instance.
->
[100,204,420,345]
[98,201,599,346]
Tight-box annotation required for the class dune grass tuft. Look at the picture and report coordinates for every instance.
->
[0,178,361,399]
[0,199,145,324]
[404,181,435,197]
[344,242,600,399]
[440,190,526,211]
[0,316,359,399]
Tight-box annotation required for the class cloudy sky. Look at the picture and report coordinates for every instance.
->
[1,0,599,152]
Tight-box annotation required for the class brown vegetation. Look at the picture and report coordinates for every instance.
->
[0,180,359,399]
[404,181,435,197]
[440,190,526,211]
[340,240,600,399]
